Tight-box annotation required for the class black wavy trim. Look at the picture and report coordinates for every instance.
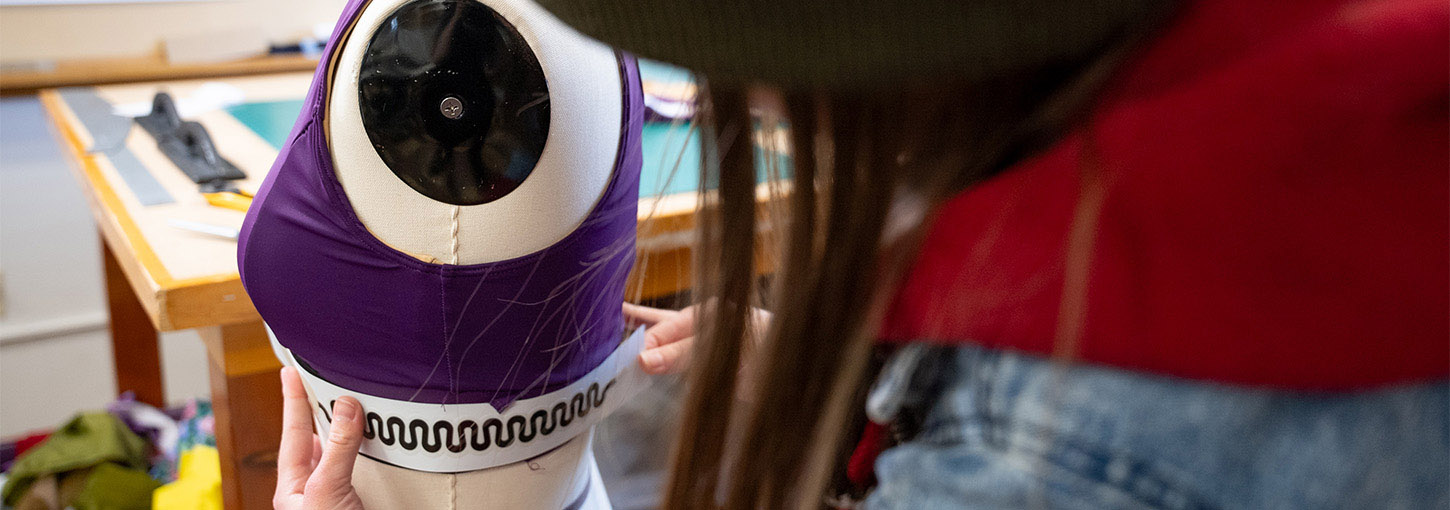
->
[317,379,617,453]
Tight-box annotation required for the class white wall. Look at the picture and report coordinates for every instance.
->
[0,0,348,63]
[0,96,211,438]
[0,0,347,436]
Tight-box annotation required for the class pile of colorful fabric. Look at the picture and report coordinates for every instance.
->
[0,396,221,510]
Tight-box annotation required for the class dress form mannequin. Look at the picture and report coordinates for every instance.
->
[237,0,646,507]
[326,0,622,266]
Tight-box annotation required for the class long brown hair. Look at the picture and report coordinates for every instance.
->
[664,4,1181,508]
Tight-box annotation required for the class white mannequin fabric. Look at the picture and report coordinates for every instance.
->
[327,0,624,264]
[352,433,610,510]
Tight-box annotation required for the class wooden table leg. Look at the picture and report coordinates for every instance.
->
[199,321,283,510]
[102,233,165,407]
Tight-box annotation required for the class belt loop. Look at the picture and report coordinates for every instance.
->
[866,344,932,424]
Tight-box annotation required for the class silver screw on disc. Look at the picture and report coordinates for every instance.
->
[439,96,464,119]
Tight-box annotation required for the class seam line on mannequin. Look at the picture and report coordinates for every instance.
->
[450,205,460,264]
[449,473,457,509]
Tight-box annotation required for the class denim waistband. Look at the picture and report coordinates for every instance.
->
[865,344,1449,510]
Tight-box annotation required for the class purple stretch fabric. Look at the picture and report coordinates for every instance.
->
[238,0,643,410]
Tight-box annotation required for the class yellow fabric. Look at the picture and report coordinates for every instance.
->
[152,446,221,510]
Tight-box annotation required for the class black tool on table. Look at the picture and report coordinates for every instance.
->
[135,93,253,211]
[135,92,246,183]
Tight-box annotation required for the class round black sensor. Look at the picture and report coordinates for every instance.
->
[358,0,550,205]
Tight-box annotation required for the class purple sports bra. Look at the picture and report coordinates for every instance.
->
[238,0,643,410]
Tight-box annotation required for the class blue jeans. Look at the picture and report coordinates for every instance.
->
[864,345,1449,510]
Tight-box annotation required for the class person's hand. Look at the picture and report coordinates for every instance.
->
[624,302,699,374]
[623,302,772,375]
[275,366,367,510]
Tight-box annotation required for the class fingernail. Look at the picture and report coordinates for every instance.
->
[640,351,662,370]
[333,398,357,422]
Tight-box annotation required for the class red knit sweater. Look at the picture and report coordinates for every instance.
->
[851,0,1448,489]
[880,0,1448,390]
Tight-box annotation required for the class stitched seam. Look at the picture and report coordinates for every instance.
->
[450,205,460,265]
[441,269,454,404]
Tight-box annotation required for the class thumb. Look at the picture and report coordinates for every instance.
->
[305,397,364,498]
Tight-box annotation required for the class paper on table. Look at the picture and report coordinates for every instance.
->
[168,219,240,240]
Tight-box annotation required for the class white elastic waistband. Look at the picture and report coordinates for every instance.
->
[269,326,651,473]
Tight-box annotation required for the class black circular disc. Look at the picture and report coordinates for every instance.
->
[358,0,550,205]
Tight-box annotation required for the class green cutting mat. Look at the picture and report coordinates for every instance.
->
[227,100,304,151]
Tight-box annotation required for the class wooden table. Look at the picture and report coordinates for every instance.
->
[39,71,772,509]
[2,53,320,97]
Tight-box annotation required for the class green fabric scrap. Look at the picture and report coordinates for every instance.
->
[71,463,161,510]
[2,412,151,506]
